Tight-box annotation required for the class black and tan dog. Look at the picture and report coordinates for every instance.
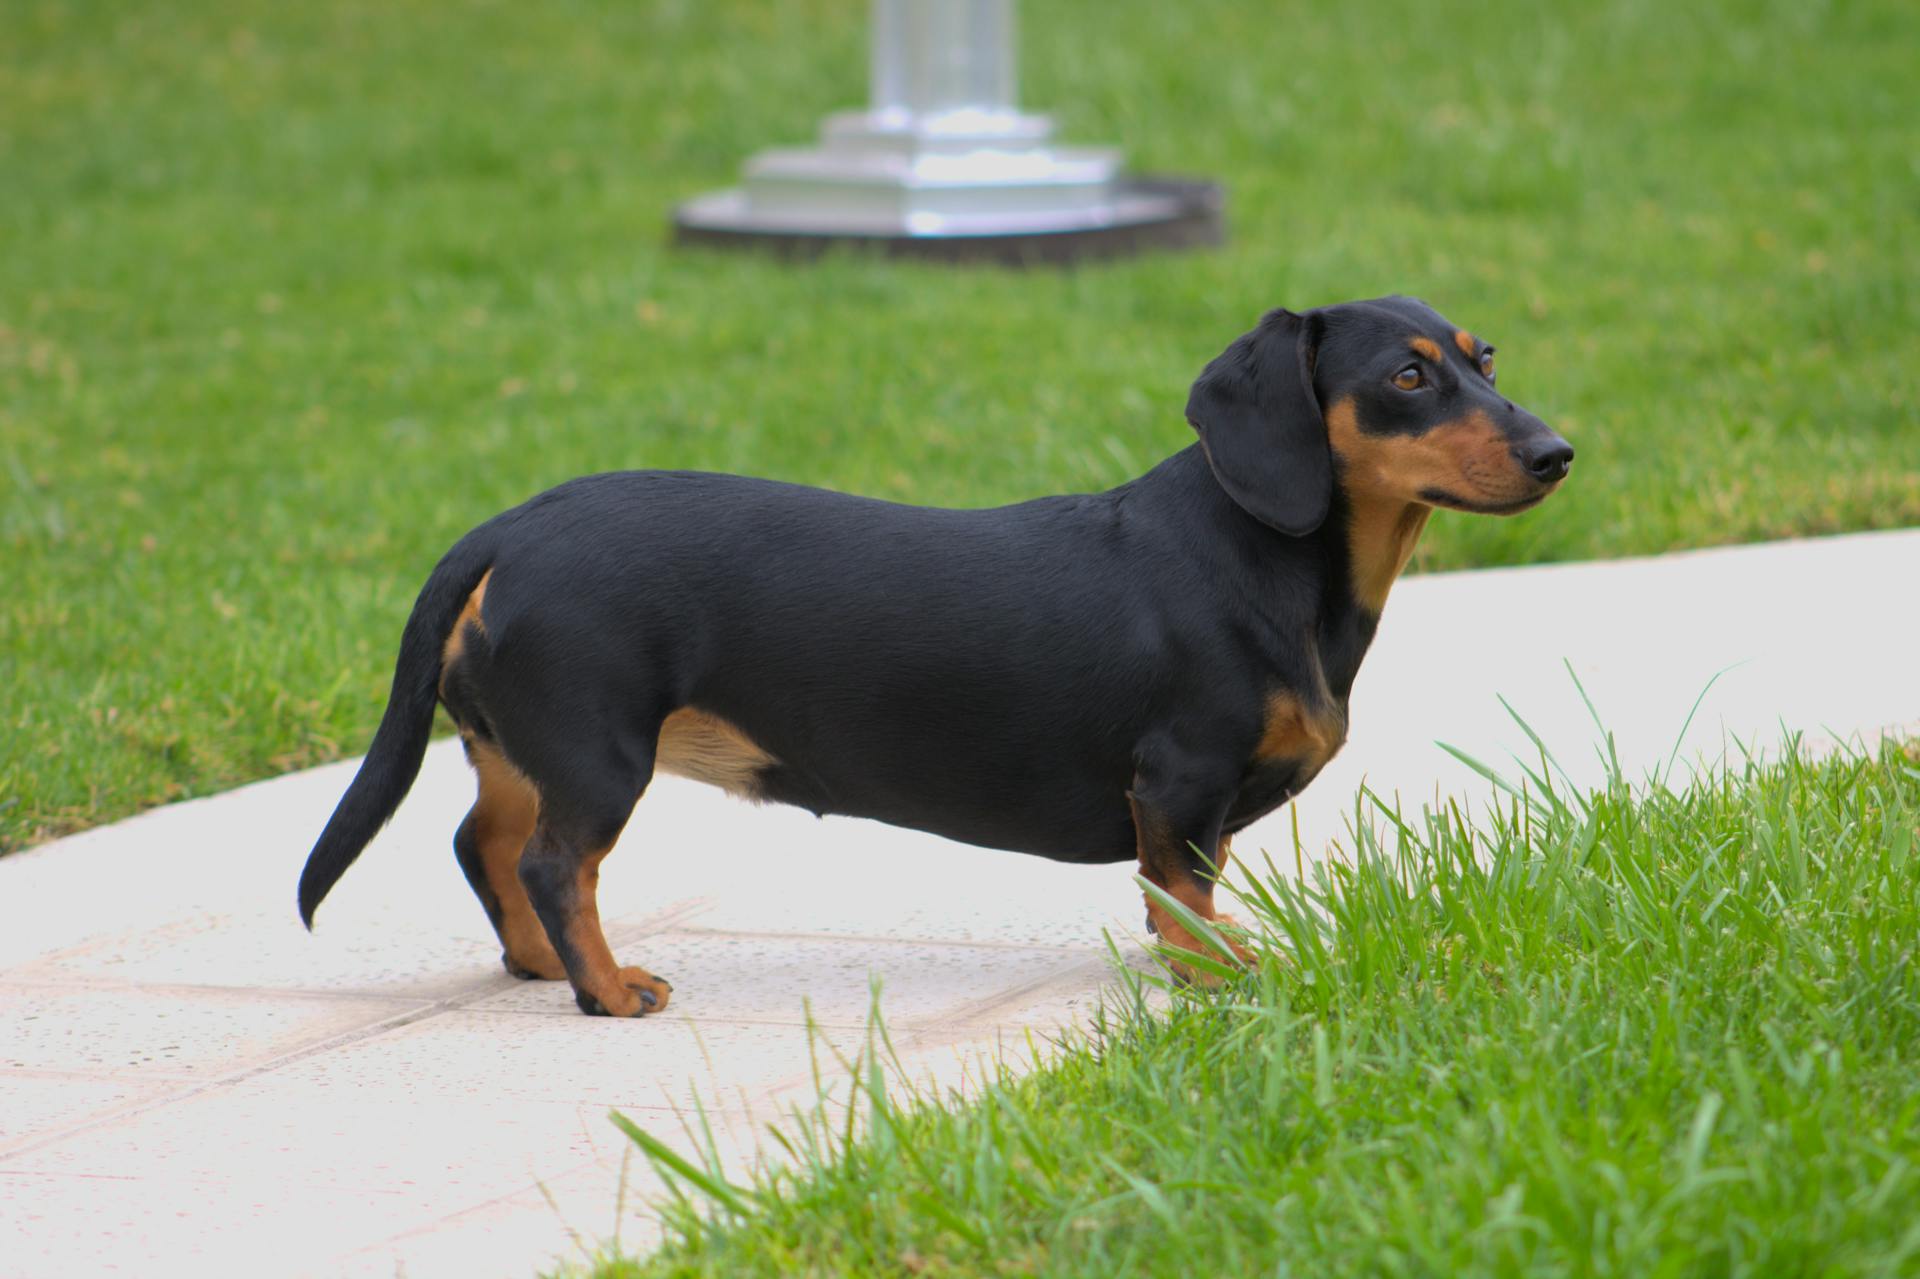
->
[298,295,1572,1017]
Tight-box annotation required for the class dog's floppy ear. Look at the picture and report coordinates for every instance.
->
[1185,307,1331,536]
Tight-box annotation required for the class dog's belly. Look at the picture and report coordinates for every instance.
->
[744,753,1325,860]
[651,689,1337,859]
[748,752,1142,865]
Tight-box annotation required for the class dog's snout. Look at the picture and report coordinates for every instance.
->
[1516,434,1574,484]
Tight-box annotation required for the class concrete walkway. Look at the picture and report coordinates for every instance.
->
[4,528,1916,1277]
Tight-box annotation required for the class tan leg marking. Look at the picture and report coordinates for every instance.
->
[1131,795,1254,982]
[469,742,565,980]
[559,845,672,1017]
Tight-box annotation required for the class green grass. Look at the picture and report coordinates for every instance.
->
[581,738,1920,1278]
[3,0,1916,846]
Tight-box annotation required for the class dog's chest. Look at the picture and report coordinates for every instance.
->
[1225,691,1349,831]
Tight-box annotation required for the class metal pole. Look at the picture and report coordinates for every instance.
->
[870,0,1015,118]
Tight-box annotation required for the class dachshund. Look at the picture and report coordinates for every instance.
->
[298,295,1573,1017]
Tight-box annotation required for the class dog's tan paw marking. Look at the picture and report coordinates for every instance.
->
[574,967,673,1017]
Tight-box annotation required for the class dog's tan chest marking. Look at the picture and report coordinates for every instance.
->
[655,708,777,797]
[1254,689,1348,779]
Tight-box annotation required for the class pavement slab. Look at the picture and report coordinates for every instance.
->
[3,528,1915,1277]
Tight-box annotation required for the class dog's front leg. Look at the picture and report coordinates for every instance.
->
[1128,752,1256,981]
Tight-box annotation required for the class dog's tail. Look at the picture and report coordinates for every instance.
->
[298,529,497,928]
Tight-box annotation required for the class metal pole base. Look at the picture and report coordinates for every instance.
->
[672,175,1223,266]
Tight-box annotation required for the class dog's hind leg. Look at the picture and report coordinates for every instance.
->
[515,753,672,1017]
[453,739,567,980]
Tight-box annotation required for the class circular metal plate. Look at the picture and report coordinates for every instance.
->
[670,176,1224,266]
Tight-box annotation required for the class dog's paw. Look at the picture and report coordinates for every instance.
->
[620,966,673,1012]
[572,967,673,1017]
[1152,911,1257,987]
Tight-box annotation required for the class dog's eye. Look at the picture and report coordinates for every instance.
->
[1479,350,1496,380]
[1391,365,1424,391]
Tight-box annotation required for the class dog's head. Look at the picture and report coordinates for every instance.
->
[1185,296,1573,535]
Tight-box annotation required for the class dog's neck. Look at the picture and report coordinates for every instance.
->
[1336,487,1432,617]
[1302,485,1432,713]
[1121,447,1428,702]
[1129,446,1433,707]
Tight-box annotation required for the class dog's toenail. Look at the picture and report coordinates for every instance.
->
[640,990,658,1008]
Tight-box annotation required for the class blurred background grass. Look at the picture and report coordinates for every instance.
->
[2,0,1915,848]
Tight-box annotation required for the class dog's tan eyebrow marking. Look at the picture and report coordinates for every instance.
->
[1454,329,1477,357]
[1409,336,1444,363]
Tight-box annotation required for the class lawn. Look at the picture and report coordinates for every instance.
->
[2,0,1915,847]
[582,739,1920,1278]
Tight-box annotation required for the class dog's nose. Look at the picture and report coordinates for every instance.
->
[1516,435,1574,483]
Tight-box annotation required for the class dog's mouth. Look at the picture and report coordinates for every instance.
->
[1419,486,1554,516]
